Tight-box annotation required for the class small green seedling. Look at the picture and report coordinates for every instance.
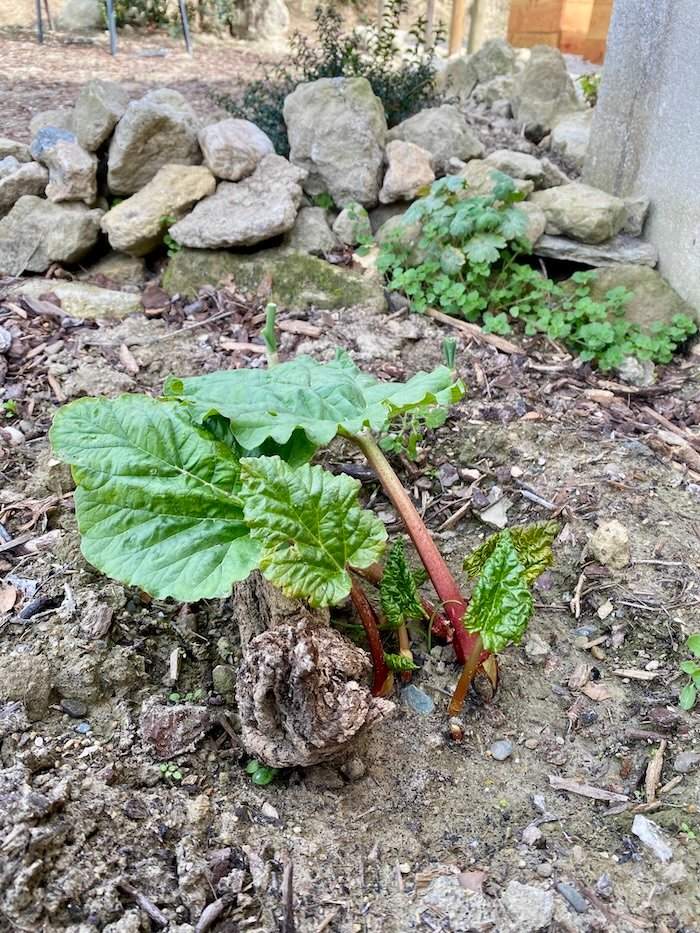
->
[159,763,183,781]
[245,760,278,786]
[2,400,17,419]
[578,72,602,106]
[50,318,556,718]
[169,688,203,703]
[679,634,700,710]
[680,822,696,841]
[160,214,181,257]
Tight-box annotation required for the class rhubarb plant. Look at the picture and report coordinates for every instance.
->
[50,343,555,712]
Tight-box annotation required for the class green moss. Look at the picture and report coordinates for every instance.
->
[163,247,386,312]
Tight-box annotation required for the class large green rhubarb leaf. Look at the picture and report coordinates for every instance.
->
[380,539,426,628]
[240,456,387,607]
[50,395,260,601]
[165,349,464,449]
[464,530,533,654]
[464,521,558,586]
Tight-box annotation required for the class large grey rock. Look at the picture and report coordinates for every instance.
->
[529,183,627,243]
[101,164,216,256]
[30,127,97,203]
[379,140,435,204]
[57,0,102,31]
[533,233,659,267]
[29,108,74,137]
[484,149,545,186]
[434,54,478,102]
[550,109,593,173]
[10,279,142,319]
[333,202,372,246]
[622,196,650,237]
[471,38,518,83]
[0,138,31,163]
[163,246,386,312]
[518,201,547,244]
[284,77,387,208]
[246,0,290,39]
[0,195,103,275]
[387,105,484,174]
[73,79,131,152]
[459,159,534,197]
[421,876,496,932]
[511,45,584,141]
[501,881,554,932]
[80,251,146,287]
[107,89,201,195]
[170,154,306,249]
[199,118,275,181]
[472,74,515,106]
[580,265,698,328]
[0,159,48,217]
[283,206,339,255]
[0,654,52,721]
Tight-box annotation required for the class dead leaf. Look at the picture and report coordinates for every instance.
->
[582,681,612,702]
[568,662,591,690]
[0,584,17,614]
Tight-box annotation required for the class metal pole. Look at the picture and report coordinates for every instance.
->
[43,0,53,31]
[104,0,118,55]
[448,0,466,56]
[178,0,194,55]
[36,0,44,44]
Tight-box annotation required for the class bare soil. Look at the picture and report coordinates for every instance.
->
[1,273,699,932]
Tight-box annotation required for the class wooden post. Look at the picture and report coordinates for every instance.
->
[467,0,482,52]
[425,0,436,47]
[448,0,467,56]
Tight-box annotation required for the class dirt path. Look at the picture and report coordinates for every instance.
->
[0,28,275,140]
[0,275,699,931]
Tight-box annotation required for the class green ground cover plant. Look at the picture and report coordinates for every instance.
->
[50,314,555,717]
[377,174,697,370]
[679,634,700,710]
[215,0,443,154]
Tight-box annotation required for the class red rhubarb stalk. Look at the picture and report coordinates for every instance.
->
[349,575,393,697]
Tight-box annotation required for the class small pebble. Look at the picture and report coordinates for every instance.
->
[536,862,553,878]
[522,824,545,847]
[401,685,435,715]
[595,873,613,899]
[571,624,598,637]
[591,646,606,661]
[60,698,88,719]
[556,882,588,913]
[74,722,91,735]
[341,756,366,782]
[673,751,700,774]
[491,740,513,761]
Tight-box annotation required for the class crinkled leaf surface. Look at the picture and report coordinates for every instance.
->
[464,521,558,585]
[464,531,533,654]
[50,395,260,600]
[240,456,387,607]
[165,349,464,449]
[380,539,426,627]
[384,653,419,673]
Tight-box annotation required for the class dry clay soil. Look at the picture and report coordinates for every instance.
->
[0,281,699,933]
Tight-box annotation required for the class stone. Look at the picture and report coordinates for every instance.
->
[533,233,658,267]
[29,127,98,203]
[10,279,143,319]
[582,265,698,329]
[374,214,426,266]
[107,88,201,195]
[459,159,534,198]
[0,159,48,217]
[60,698,88,718]
[57,0,103,31]
[622,196,650,236]
[511,45,584,142]
[422,876,496,931]
[246,0,290,40]
[368,201,407,233]
[387,105,484,174]
[550,109,594,173]
[0,654,52,721]
[198,118,275,181]
[540,157,572,188]
[632,814,673,862]
[529,183,627,244]
[556,883,588,914]
[283,206,339,255]
[518,201,547,244]
[501,881,555,932]
[0,138,32,162]
[472,74,516,107]
[615,356,655,388]
[73,79,131,152]
[284,77,387,208]
[341,756,366,781]
[141,700,210,760]
[0,196,102,275]
[379,140,435,204]
[583,0,700,310]
[471,38,518,83]
[332,202,372,246]
[401,685,435,715]
[212,664,236,695]
[80,251,146,286]
[434,53,478,102]
[101,164,216,256]
[30,109,74,138]
[491,739,513,760]
[588,520,630,570]
[484,149,545,186]
[170,155,305,249]
[163,247,386,312]
[673,751,700,774]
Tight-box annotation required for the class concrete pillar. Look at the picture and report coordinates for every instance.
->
[583,0,700,310]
